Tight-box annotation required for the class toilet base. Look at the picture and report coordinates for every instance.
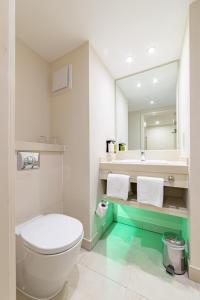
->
[17,283,66,300]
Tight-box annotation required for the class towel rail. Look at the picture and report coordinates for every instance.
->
[107,172,175,183]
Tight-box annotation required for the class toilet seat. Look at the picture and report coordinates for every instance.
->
[18,214,83,255]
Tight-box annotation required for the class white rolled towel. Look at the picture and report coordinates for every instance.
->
[107,173,130,201]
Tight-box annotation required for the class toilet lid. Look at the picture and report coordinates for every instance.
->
[20,214,84,255]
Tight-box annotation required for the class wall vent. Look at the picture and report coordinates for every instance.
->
[52,64,72,93]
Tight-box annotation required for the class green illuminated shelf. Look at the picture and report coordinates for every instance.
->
[102,194,188,219]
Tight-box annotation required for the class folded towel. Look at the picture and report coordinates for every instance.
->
[137,176,164,208]
[107,173,130,200]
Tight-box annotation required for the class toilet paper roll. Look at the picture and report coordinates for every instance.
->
[96,201,108,218]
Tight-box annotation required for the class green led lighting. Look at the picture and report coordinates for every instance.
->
[94,222,163,266]
[98,203,189,258]
[113,203,186,235]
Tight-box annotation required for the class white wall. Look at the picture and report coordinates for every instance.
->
[128,111,141,150]
[50,42,91,241]
[50,43,115,245]
[15,152,63,225]
[0,0,16,298]
[15,41,64,236]
[178,23,190,158]
[89,46,115,242]
[189,0,200,283]
[116,86,128,146]
[16,39,51,142]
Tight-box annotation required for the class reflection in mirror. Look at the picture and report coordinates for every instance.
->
[142,109,176,150]
[116,61,178,150]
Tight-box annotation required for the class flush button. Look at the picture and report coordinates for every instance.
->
[17,152,40,170]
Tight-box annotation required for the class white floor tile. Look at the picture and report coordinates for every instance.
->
[66,264,128,300]
[124,288,148,300]
[79,224,200,300]
[196,280,200,292]
[127,262,200,300]
[78,247,130,286]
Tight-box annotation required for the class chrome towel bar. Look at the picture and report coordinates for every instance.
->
[107,172,175,183]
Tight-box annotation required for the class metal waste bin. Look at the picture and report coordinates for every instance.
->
[162,232,186,275]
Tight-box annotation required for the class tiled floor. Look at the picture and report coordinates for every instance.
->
[17,223,200,300]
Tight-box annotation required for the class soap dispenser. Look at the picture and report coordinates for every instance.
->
[106,140,116,153]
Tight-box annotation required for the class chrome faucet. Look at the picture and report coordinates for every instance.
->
[141,150,146,161]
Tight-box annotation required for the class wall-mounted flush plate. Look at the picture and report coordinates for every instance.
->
[17,152,40,170]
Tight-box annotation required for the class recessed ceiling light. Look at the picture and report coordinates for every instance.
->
[136,83,141,88]
[153,78,158,84]
[147,47,156,55]
[144,121,147,128]
[126,56,134,64]
[155,120,160,125]
[150,100,154,105]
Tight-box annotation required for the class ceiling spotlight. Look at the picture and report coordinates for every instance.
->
[155,120,160,125]
[126,56,134,63]
[153,78,158,84]
[150,100,154,105]
[136,83,141,88]
[147,47,156,55]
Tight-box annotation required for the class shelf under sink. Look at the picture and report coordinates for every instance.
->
[102,194,188,219]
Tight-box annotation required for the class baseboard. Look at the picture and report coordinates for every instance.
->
[81,238,92,251]
[91,230,101,249]
[81,221,111,251]
[188,263,200,283]
[81,231,99,251]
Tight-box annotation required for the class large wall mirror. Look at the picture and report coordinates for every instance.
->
[116,61,178,150]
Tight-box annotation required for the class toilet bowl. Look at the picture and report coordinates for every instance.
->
[16,214,84,300]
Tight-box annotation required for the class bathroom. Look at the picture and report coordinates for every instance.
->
[1,0,200,299]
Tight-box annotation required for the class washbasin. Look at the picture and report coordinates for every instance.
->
[111,159,169,165]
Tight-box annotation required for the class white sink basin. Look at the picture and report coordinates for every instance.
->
[111,159,174,165]
[141,160,169,165]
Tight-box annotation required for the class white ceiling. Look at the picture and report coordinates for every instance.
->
[117,61,177,111]
[16,0,193,78]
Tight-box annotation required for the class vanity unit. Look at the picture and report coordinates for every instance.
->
[99,159,188,218]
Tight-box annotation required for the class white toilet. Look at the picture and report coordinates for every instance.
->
[16,214,84,300]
